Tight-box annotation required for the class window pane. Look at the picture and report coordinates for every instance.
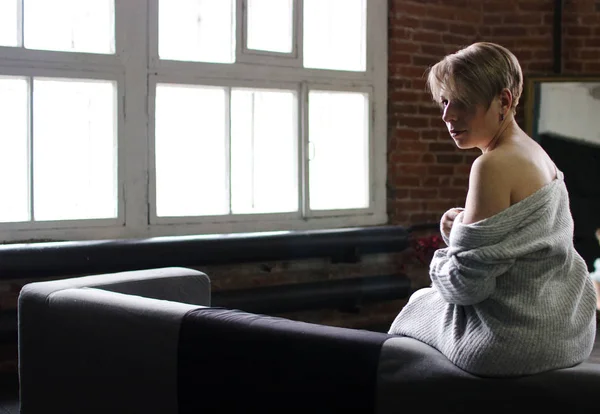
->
[24,0,114,54]
[0,77,29,222]
[33,78,117,221]
[155,84,228,217]
[231,89,297,214]
[247,0,293,53]
[308,91,369,210]
[0,0,19,47]
[159,0,235,63]
[303,0,366,71]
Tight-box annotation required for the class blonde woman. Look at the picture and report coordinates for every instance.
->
[389,42,597,377]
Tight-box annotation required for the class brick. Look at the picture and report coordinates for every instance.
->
[421,153,436,163]
[448,23,478,37]
[401,141,429,152]
[410,213,440,223]
[418,104,441,116]
[454,165,472,175]
[412,32,443,44]
[412,54,440,67]
[410,188,439,199]
[398,164,428,176]
[389,40,421,53]
[412,78,427,90]
[388,52,412,64]
[442,33,472,46]
[389,90,421,102]
[428,165,454,175]
[584,62,600,72]
[391,153,422,164]
[428,142,456,152]
[440,188,468,199]
[564,61,584,72]
[491,26,528,37]
[390,65,428,78]
[391,2,429,17]
[518,1,553,12]
[424,200,456,212]
[391,200,423,211]
[395,116,429,128]
[420,130,439,141]
[580,15,600,25]
[584,38,600,47]
[391,127,419,140]
[420,20,449,33]
[430,117,446,128]
[567,26,593,36]
[437,154,464,164]
[579,49,600,60]
[510,13,544,25]
[526,61,554,73]
[392,16,420,29]
[394,175,421,187]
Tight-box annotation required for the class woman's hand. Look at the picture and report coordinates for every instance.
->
[440,208,464,239]
[595,228,600,244]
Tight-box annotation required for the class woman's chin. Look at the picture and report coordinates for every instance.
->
[451,136,469,149]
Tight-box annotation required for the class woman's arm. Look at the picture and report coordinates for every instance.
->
[429,244,514,305]
[431,154,514,305]
[461,154,511,225]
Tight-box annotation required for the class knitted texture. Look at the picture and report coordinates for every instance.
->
[389,171,597,377]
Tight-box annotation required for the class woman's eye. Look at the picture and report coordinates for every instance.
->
[441,99,448,106]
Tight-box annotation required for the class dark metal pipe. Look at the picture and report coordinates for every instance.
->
[553,0,563,74]
[211,274,411,315]
[0,226,410,280]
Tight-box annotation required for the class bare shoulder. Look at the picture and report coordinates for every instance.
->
[462,152,512,224]
[462,136,556,225]
[496,139,557,203]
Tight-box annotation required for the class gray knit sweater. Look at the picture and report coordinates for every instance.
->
[389,171,597,377]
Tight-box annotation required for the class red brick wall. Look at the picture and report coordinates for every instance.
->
[388,0,600,227]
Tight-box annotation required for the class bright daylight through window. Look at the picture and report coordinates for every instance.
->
[0,0,387,242]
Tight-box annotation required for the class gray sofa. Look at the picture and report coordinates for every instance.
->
[18,267,600,414]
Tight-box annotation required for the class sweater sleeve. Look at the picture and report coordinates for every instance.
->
[429,247,515,306]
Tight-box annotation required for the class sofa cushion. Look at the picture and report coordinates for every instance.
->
[178,307,392,413]
[377,337,600,413]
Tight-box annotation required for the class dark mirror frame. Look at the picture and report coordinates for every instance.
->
[524,76,600,140]
[524,75,600,272]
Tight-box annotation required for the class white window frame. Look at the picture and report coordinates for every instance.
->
[0,0,387,243]
[238,0,302,65]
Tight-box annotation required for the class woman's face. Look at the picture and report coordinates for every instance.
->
[440,96,501,150]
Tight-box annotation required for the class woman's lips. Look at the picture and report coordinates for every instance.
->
[450,130,466,138]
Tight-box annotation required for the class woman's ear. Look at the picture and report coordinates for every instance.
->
[500,88,513,113]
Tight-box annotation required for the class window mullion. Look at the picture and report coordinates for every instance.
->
[117,0,149,234]
[226,87,233,215]
[27,76,34,221]
[17,0,24,47]
[295,0,303,62]
[235,0,245,65]
[299,81,309,218]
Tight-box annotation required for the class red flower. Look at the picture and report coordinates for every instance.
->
[410,234,443,264]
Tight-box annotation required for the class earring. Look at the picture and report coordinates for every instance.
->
[500,113,504,122]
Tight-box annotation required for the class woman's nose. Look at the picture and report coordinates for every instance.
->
[442,103,457,123]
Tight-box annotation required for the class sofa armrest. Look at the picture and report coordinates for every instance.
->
[19,287,200,414]
[19,266,211,306]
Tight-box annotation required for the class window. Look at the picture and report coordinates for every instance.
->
[0,0,387,242]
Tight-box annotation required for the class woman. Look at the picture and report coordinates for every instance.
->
[388,42,597,377]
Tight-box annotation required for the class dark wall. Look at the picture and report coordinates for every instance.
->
[539,133,600,269]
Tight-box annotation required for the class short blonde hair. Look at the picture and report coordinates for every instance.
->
[426,42,523,114]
